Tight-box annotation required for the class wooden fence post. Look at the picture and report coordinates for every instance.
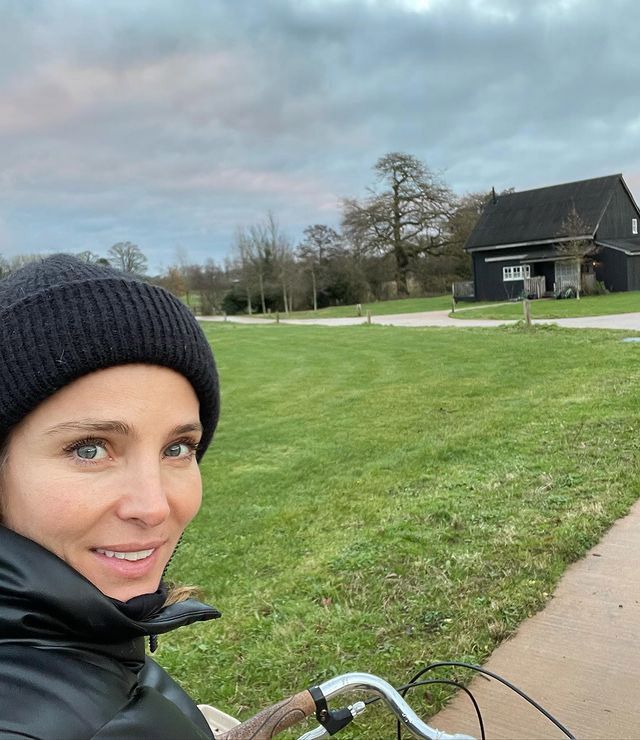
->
[523,299,531,327]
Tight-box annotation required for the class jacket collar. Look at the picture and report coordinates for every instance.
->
[0,525,220,646]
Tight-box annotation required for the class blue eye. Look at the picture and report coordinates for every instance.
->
[164,440,198,459]
[77,444,99,460]
[65,439,109,463]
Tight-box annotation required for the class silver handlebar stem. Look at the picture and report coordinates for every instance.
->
[297,726,329,740]
[315,672,475,740]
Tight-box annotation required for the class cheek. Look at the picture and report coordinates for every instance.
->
[3,468,41,528]
[1,478,87,552]
[170,470,203,527]
[2,447,106,536]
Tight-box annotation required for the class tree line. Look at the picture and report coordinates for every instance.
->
[219,153,491,315]
[1,153,495,314]
[0,242,148,280]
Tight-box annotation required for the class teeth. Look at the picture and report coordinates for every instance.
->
[95,548,155,561]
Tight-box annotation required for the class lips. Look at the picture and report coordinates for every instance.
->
[90,541,167,578]
[90,545,165,592]
[95,547,155,561]
[80,531,180,600]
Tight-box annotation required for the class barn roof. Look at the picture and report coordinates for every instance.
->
[465,174,622,252]
[596,236,640,255]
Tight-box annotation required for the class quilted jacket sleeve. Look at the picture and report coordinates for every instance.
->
[0,647,213,739]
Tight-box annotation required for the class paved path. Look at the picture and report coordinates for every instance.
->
[429,499,640,739]
[199,311,640,330]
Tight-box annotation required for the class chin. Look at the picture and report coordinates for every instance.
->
[93,572,162,601]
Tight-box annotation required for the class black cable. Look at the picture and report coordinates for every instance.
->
[405,661,576,740]
[361,679,484,740]
[396,679,485,740]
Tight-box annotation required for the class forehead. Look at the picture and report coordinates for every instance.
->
[16,365,200,435]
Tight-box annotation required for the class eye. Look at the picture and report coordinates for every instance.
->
[64,439,109,463]
[164,440,198,459]
[77,444,104,460]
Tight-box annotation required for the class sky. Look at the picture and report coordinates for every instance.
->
[2,0,640,272]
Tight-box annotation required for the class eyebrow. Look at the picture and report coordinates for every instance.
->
[44,419,203,438]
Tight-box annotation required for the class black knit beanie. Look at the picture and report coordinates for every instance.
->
[0,254,219,460]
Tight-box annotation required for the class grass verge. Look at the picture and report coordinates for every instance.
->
[158,323,640,737]
[256,295,452,319]
[452,292,640,320]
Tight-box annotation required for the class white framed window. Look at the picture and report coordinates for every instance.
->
[633,218,638,235]
[503,264,530,281]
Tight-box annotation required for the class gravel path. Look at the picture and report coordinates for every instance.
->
[199,311,640,330]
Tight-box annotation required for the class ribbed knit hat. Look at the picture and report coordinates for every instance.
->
[0,254,219,460]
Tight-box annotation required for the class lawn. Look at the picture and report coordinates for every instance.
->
[256,295,453,319]
[158,323,640,737]
[452,291,640,320]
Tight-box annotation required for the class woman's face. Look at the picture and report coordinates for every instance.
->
[1,364,203,601]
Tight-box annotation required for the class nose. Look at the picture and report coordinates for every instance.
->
[115,461,171,528]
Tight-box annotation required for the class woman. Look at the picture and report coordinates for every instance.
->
[0,254,221,738]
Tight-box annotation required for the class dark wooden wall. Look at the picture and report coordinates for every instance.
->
[473,250,526,301]
[596,246,629,291]
[626,254,640,291]
[597,181,640,239]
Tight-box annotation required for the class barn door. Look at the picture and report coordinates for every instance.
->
[554,260,580,291]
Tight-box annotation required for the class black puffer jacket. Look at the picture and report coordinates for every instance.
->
[0,526,221,739]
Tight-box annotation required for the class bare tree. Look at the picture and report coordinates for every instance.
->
[8,254,42,271]
[107,242,148,275]
[447,191,492,252]
[159,266,186,298]
[342,153,454,296]
[243,223,269,314]
[297,225,341,312]
[555,203,597,297]
[438,189,506,291]
[156,258,228,314]
[252,212,293,314]
[173,246,192,303]
[556,203,595,259]
[75,250,104,263]
[197,259,228,315]
[266,214,294,314]
[231,228,254,315]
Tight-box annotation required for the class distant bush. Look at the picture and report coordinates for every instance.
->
[222,289,251,315]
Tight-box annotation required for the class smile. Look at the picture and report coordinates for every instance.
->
[94,548,155,561]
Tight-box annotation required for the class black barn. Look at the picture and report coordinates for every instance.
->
[464,174,640,301]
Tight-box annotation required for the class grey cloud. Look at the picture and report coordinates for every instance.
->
[2,0,640,268]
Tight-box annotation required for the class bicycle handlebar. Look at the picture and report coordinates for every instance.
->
[216,689,316,739]
[215,672,475,740]
[314,672,474,740]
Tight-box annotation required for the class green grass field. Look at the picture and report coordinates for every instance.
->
[452,292,640,320]
[157,323,640,736]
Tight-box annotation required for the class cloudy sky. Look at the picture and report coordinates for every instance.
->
[2,0,640,271]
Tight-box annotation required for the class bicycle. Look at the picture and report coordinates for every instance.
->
[199,661,576,739]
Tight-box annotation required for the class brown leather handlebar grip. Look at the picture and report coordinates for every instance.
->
[216,689,317,739]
